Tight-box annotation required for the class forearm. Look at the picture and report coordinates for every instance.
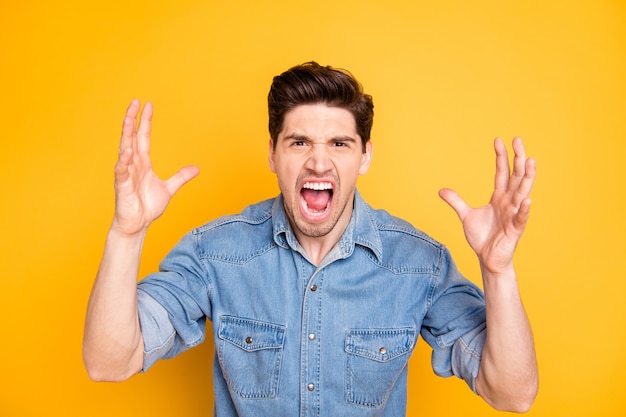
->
[475,266,538,413]
[83,228,146,381]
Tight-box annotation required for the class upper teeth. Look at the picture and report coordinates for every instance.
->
[303,182,333,191]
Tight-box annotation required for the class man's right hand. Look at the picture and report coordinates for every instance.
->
[113,99,199,236]
[83,100,199,382]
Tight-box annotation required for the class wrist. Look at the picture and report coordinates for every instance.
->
[107,224,148,252]
[480,262,518,287]
[110,218,149,240]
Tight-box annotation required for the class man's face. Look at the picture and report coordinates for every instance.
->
[269,104,373,242]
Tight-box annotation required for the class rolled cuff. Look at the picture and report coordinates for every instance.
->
[137,290,177,372]
[432,323,486,394]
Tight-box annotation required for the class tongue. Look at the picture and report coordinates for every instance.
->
[302,189,331,212]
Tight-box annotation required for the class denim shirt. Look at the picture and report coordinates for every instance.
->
[137,191,486,417]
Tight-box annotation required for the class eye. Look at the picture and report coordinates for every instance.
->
[288,139,307,147]
[331,137,357,148]
[333,141,350,148]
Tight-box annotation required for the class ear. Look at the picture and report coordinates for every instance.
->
[359,140,373,175]
[268,138,277,173]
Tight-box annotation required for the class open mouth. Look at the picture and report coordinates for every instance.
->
[300,181,334,219]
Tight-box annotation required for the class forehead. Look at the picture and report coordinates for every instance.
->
[279,104,358,139]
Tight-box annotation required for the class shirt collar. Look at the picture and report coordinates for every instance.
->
[271,190,383,263]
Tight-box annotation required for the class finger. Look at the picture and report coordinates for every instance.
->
[439,188,470,221]
[513,197,532,231]
[165,165,200,196]
[513,156,537,208]
[509,137,527,190]
[493,137,510,193]
[120,99,140,154]
[136,101,153,155]
[114,146,133,184]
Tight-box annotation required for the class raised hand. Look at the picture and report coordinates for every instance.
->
[438,137,536,276]
[113,99,200,236]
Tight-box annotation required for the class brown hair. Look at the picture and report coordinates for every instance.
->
[268,62,374,151]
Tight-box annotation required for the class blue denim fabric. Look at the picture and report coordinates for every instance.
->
[137,191,486,417]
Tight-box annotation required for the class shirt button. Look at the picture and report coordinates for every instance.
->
[310,284,317,292]
[379,347,387,354]
[245,337,253,344]
[307,383,315,391]
[308,333,316,341]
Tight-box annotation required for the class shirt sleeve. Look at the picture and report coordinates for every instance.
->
[419,248,487,393]
[136,231,212,372]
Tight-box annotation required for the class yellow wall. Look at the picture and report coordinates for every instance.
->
[1,1,624,415]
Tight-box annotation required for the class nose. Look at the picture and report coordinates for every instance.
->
[305,144,333,174]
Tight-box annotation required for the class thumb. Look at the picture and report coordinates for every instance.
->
[166,165,200,195]
[438,188,470,221]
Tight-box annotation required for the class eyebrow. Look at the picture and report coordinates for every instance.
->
[282,133,358,143]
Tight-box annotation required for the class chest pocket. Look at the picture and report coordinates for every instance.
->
[345,328,416,407]
[218,316,286,399]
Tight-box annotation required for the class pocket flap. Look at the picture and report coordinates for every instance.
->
[218,316,286,352]
[345,328,416,362]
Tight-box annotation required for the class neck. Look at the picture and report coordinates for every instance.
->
[292,208,354,267]
[297,237,337,266]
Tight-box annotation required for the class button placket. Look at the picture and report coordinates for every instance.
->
[301,265,323,416]
[303,278,320,396]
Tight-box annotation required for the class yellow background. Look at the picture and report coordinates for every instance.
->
[1,1,624,415]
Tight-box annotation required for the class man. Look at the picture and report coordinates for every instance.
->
[83,62,538,415]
